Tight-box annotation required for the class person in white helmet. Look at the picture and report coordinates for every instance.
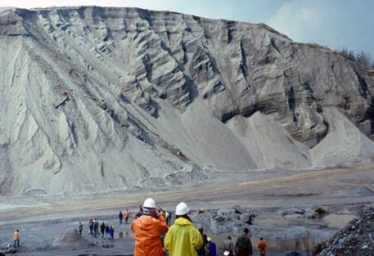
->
[131,198,168,256]
[164,202,203,256]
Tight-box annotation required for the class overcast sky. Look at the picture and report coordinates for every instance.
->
[1,0,373,57]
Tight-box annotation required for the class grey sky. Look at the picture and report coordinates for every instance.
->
[1,0,373,57]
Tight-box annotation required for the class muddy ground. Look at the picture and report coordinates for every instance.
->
[1,164,374,255]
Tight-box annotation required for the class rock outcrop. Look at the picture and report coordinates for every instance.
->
[315,208,374,256]
[0,6,373,194]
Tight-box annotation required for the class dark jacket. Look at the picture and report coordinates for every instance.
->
[235,234,253,256]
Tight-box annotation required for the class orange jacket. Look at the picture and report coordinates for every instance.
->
[13,231,20,241]
[131,214,168,256]
[124,210,129,218]
[257,240,266,254]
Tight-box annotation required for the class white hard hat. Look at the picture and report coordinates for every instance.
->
[175,202,190,215]
[143,198,156,208]
[223,251,230,256]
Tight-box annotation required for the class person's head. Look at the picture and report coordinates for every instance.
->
[175,202,190,217]
[142,198,157,217]
[260,237,264,240]
[227,235,232,240]
[207,237,212,243]
[243,228,249,235]
[16,229,19,232]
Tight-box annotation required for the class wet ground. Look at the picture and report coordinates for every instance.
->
[0,163,373,255]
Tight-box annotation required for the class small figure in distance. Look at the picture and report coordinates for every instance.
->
[124,209,130,224]
[257,237,266,256]
[78,221,83,236]
[13,229,20,248]
[119,210,123,224]
[223,235,234,256]
[207,236,217,256]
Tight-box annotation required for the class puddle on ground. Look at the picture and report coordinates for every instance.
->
[322,214,356,228]
[257,217,298,227]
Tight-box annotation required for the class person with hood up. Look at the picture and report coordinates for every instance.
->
[131,198,168,256]
[164,202,203,256]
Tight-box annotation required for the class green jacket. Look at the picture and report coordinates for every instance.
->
[165,217,203,256]
[235,234,253,256]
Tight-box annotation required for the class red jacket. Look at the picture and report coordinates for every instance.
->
[131,214,168,256]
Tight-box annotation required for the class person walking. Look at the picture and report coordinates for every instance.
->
[235,228,252,256]
[164,202,203,256]
[131,198,168,256]
[119,211,124,224]
[257,237,266,256]
[13,229,20,248]
[223,235,234,256]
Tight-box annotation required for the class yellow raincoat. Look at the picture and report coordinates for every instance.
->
[164,217,203,256]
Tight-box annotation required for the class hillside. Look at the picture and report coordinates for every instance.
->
[0,6,373,194]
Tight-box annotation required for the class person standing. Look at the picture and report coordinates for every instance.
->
[93,218,99,237]
[197,227,208,256]
[119,211,124,224]
[135,205,143,219]
[257,237,266,256]
[124,209,130,223]
[131,198,168,256]
[223,235,234,256]
[164,202,203,256]
[207,237,217,256]
[100,222,105,238]
[89,219,93,234]
[78,221,83,236]
[235,228,252,256]
[110,224,115,240]
[105,224,110,239]
[13,229,20,248]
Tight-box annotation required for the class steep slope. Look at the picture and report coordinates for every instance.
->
[311,108,374,167]
[227,112,311,169]
[0,6,373,194]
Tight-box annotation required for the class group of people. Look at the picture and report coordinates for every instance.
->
[131,198,267,256]
[9,200,266,255]
[87,218,115,239]
[118,209,130,224]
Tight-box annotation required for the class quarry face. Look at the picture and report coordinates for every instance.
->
[0,7,373,256]
[0,6,373,197]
